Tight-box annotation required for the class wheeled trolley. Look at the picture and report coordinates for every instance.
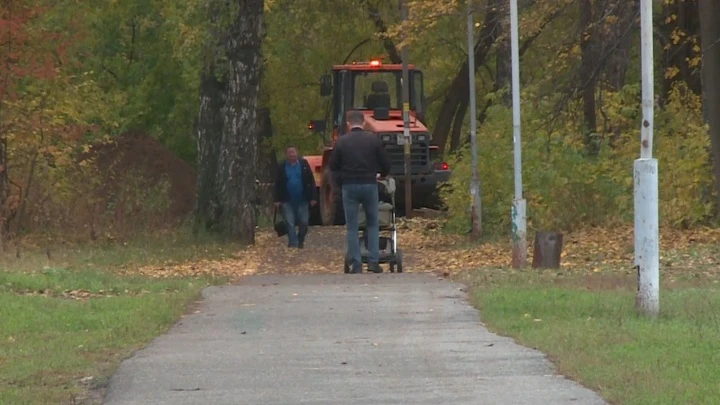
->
[343,177,404,273]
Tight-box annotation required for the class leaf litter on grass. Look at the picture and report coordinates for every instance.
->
[126,219,720,282]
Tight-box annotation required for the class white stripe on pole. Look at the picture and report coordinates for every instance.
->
[510,0,526,268]
[634,0,659,316]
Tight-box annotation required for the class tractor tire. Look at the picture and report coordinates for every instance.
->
[309,187,322,225]
[320,169,345,226]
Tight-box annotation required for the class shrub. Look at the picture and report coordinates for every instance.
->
[442,82,714,236]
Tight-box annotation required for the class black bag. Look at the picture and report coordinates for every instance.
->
[273,207,287,237]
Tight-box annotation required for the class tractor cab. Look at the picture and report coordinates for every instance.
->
[306,59,450,225]
[311,59,428,141]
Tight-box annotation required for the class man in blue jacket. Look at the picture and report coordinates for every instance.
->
[273,146,317,248]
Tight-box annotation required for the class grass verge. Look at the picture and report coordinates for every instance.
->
[0,231,236,404]
[467,271,720,405]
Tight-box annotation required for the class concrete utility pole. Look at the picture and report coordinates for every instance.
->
[509,0,526,267]
[400,0,412,218]
[468,0,482,239]
[635,0,659,317]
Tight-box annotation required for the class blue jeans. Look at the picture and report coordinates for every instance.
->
[342,183,379,267]
[282,202,309,247]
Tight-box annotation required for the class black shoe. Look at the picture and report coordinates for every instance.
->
[298,242,304,249]
[368,263,383,273]
[349,265,362,274]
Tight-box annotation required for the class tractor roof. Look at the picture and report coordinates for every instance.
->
[332,60,416,71]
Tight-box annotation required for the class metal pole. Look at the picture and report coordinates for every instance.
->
[401,0,412,218]
[510,0,526,268]
[468,0,481,239]
[634,0,659,317]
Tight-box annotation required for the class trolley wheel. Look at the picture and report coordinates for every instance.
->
[343,255,350,274]
[396,250,404,273]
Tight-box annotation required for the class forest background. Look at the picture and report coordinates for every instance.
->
[0,0,719,243]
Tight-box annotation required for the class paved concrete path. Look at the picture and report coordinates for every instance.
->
[104,273,606,404]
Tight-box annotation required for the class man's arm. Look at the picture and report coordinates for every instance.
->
[329,142,342,172]
[376,139,391,177]
[272,164,284,203]
[303,160,318,202]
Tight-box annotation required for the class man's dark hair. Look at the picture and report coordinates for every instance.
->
[346,110,364,127]
[286,145,297,151]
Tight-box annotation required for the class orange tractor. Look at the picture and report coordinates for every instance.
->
[305,59,451,226]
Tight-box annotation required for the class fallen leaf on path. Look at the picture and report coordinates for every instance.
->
[119,219,720,282]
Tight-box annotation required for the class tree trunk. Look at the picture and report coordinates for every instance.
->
[603,0,638,91]
[256,107,277,184]
[195,0,264,243]
[532,231,564,269]
[216,0,264,243]
[579,0,599,155]
[432,0,503,154]
[662,0,702,99]
[0,138,8,248]
[448,97,468,152]
[432,0,561,154]
[495,16,512,106]
[195,66,225,232]
[698,0,720,214]
[361,0,402,64]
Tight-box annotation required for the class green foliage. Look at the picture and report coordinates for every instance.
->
[3,0,718,238]
[83,0,202,163]
[261,0,465,156]
[443,82,713,235]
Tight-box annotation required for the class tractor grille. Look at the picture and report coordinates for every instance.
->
[385,143,429,175]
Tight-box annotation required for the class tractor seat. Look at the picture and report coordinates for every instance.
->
[366,81,391,110]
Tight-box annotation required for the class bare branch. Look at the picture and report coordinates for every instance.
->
[360,0,402,63]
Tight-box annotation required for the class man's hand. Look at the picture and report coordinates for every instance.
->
[310,200,317,207]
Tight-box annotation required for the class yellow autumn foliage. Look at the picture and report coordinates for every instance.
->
[442,82,714,235]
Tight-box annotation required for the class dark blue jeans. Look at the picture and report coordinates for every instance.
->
[282,202,309,247]
[342,183,379,267]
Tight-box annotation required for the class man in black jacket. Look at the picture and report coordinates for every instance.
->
[273,146,317,248]
[329,110,392,273]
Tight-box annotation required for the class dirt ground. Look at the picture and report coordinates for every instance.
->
[90,131,197,222]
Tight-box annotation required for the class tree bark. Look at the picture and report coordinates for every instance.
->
[0,138,8,246]
[698,0,720,214]
[432,0,503,154]
[361,0,402,64]
[662,0,702,98]
[256,107,277,184]
[216,0,263,243]
[195,0,264,243]
[532,231,564,269]
[433,1,563,154]
[495,11,512,106]
[194,65,225,232]
[579,0,599,155]
[448,97,468,152]
[603,0,638,91]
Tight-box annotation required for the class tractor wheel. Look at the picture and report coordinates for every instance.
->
[309,187,322,225]
[320,169,345,225]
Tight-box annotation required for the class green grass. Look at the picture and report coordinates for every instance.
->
[469,273,720,405]
[0,231,237,404]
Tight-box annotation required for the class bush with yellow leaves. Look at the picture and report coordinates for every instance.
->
[442,82,714,236]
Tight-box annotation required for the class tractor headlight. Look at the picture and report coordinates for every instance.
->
[417,134,427,142]
[381,134,392,142]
